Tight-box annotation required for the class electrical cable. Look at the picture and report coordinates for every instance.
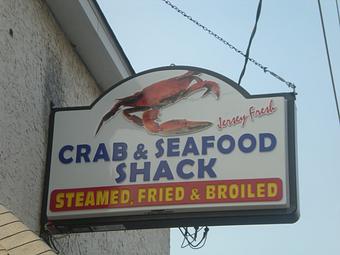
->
[178,226,209,249]
[161,0,296,92]
[317,0,340,124]
[238,0,262,85]
[336,0,340,28]
[47,235,60,254]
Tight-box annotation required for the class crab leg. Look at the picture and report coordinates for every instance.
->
[142,109,212,135]
[184,80,220,99]
[95,101,123,135]
[95,92,144,135]
[123,106,150,126]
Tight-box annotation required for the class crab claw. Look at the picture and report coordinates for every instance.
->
[202,81,220,99]
[159,120,213,135]
[185,80,220,99]
[143,109,212,135]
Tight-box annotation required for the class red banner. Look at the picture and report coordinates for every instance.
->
[50,178,282,212]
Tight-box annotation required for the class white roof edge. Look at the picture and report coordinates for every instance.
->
[46,0,135,91]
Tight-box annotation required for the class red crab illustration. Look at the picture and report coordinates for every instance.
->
[95,71,220,136]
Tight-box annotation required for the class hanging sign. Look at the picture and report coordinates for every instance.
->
[42,66,298,234]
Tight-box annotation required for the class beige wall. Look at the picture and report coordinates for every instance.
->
[0,0,169,254]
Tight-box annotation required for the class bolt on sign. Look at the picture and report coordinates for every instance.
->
[41,66,298,234]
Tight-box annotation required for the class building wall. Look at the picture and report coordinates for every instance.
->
[0,0,169,254]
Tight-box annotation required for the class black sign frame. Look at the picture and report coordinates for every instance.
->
[40,66,298,235]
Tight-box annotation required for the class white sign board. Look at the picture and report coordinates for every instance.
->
[42,66,298,233]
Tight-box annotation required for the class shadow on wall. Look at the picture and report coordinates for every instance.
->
[43,48,64,110]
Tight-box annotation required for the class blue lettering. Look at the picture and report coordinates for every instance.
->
[238,133,256,153]
[182,137,199,156]
[167,138,180,157]
[76,144,91,163]
[153,160,174,181]
[130,162,151,182]
[259,133,277,152]
[202,136,215,155]
[93,143,110,162]
[59,145,74,164]
[115,163,126,183]
[217,135,235,154]
[198,158,217,178]
[112,143,127,161]
[155,139,164,158]
[176,159,195,179]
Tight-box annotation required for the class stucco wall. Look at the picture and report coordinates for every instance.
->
[0,0,169,254]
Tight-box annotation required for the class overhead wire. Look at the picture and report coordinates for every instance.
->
[317,0,340,124]
[336,0,340,28]
[238,0,262,86]
[161,0,296,92]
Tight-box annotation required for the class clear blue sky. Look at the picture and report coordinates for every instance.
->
[98,0,340,254]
